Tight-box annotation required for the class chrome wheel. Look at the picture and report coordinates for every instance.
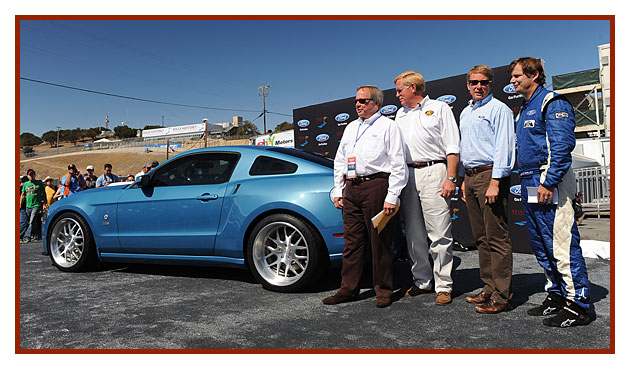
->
[252,221,309,287]
[50,217,85,268]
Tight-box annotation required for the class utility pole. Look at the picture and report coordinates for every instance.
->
[162,115,164,126]
[56,126,61,155]
[258,84,270,134]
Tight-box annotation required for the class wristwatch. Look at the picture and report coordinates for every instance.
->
[447,176,457,184]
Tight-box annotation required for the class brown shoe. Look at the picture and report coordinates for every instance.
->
[475,299,509,314]
[405,285,433,297]
[322,292,356,305]
[376,297,392,308]
[465,291,492,304]
[435,291,452,305]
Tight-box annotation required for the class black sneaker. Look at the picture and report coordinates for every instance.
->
[527,293,564,316]
[542,302,590,327]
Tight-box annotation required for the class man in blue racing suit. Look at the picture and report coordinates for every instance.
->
[509,57,590,328]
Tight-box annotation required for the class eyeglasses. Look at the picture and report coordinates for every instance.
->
[468,80,491,86]
[395,85,411,94]
[355,98,373,104]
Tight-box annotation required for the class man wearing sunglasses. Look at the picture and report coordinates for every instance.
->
[510,57,590,327]
[393,71,460,306]
[458,65,515,314]
[323,85,408,308]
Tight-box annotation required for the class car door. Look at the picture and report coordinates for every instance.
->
[116,152,239,255]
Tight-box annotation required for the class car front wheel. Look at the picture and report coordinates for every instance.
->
[48,213,97,272]
[247,214,325,292]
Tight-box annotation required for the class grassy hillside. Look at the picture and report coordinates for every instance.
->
[19,139,249,182]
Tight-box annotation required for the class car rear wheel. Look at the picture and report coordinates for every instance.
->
[48,213,97,272]
[247,214,325,292]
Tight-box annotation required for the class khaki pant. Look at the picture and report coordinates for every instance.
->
[400,163,453,293]
[464,170,513,304]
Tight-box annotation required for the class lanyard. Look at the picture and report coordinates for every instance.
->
[353,118,374,151]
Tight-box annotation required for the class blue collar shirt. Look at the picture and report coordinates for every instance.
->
[458,93,515,178]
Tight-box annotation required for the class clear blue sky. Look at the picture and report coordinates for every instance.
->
[19,19,610,136]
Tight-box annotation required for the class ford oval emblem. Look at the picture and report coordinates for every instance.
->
[437,95,456,105]
[297,119,310,128]
[380,105,398,115]
[316,134,329,142]
[510,185,521,196]
[335,113,350,122]
[504,84,517,94]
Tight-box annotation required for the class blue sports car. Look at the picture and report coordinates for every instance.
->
[43,146,344,292]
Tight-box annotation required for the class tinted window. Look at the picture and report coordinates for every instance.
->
[267,147,334,169]
[249,156,298,176]
[151,153,239,187]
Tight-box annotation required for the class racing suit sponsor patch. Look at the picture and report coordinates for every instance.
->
[526,110,536,116]
[524,120,535,128]
[555,112,569,119]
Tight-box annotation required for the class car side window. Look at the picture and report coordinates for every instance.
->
[152,153,239,187]
[249,155,298,176]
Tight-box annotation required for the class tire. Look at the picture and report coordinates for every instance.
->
[247,214,325,292]
[47,212,97,272]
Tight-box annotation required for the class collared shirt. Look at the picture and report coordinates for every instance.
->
[394,95,460,163]
[458,93,515,178]
[96,173,120,188]
[333,112,408,204]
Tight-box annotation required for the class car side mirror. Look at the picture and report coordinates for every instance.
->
[139,174,152,188]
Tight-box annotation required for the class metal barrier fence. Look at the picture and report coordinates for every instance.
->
[574,165,610,216]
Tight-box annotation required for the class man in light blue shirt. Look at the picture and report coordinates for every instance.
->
[96,163,120,188]
[458,65,515,314]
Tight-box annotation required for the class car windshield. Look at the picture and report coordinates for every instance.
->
[267,147,333,169]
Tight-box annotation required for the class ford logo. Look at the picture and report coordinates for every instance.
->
[335,113,350,122]
[316,134,329,142]
[510,185,521,196]
[297,119,310,128]
[503,84,517,94]
[380,105,398,115]
[437,95,456,104]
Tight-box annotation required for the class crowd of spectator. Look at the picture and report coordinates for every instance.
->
[19,160,159,243]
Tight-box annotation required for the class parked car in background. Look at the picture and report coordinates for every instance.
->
[43,146,344,292]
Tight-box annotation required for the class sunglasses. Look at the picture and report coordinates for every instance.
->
[355,98,373,104]
[468,80,491,86]
[395,85,411,94]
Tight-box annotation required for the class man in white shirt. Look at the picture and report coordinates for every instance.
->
[135,163,151,180]
[322,85,408,308]
[393,71,460,305]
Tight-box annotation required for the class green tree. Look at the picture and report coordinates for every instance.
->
[20,132,42,148]
[114,125,138,139]
[41,131,58,147]
[235,121,260,136]
[84,127,100,142]
[66,128,81,145]
[273,121,293,133]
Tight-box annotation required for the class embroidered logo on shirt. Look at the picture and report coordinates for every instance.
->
[526,110,536,116]
[555,112,569,119]
[477,115,486,119]
[425,110,434,116]
[524,120,535,128]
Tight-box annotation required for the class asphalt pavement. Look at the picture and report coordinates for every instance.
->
[18,216,611,350]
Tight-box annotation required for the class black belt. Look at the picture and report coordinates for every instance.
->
[408,160,447,168]
[347,172,389,184]
[465,164,493,176]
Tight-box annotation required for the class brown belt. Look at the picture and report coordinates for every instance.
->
[347,172,389,184]
[408,160,447,168]
[465,164,493,176]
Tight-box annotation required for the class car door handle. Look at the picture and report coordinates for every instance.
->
[196,193,219,202]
